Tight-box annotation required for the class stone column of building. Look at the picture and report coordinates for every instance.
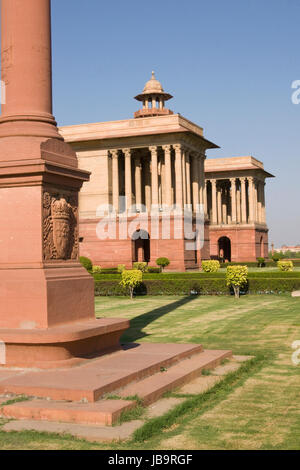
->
[150,146,159,207]
[173,144,183,208]
[262,181,266,223]
[123,148,132,212]
[111,150,119,213]
[198,154,205,209]
[185,151,191,206]
[217,183,222,224]
[211,179,217,224]
[135,156,142,211]
[222,183,227,224]
[204,180,208,217]
[230,178,237,224]
[248,177,255,223]
[257,179,263,223]
[254,178,258,222]
[240,177,247,223]
[236,179,241,223]
[144,159,151,211]
[162,145,172,207]
[191,152,199,211]
[182,148,187,206]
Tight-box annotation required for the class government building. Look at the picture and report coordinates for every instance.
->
[60,73,274,270]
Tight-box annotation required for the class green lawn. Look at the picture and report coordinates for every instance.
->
[0,294,299,450]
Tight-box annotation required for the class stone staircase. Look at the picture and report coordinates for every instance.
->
[0,343,231,426]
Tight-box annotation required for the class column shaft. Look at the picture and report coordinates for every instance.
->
[111,150,119,213]
[191,153,199,211]
[182,149,187,206]
[0,0,60,140]
[248,177,255,223]
[149,146,159,207]
[217,184,222,224]
[185,152,191,206]
[135,157,142,210]
[240,178,247,223]
[123,148,132,211]
[162,145,172,207]
[173,144,183,208]
[211,179,217,224]
[230,178,237,223]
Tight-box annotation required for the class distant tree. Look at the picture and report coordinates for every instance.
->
[120,269,143,299]
[226,266,248,299]
[156,257,170,271]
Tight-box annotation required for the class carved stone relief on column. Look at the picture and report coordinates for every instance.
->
[43,190,78,261]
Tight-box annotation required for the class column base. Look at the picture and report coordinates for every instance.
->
[0,318,130,369]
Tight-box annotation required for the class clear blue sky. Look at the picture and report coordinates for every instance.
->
[51,0,300,248]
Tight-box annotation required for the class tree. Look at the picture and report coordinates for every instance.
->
[226,265,248,299]
[120,269,143,299]
[156,257,170,271]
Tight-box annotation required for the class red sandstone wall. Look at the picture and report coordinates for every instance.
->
[209,226,269,262]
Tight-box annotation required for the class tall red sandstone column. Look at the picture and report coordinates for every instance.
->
[0,0,128,368]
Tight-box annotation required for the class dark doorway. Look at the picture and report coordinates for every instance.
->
[132,230,150,263]
[218,236,231,262]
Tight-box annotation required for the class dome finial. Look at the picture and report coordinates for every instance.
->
[151,71,155,79]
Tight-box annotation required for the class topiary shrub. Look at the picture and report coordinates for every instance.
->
[156,257,170,271]
[79,256,93,273]
[133,262,148,273]
[117,264,126,274]
[226,265,248,298]
[202,260,220,273]
[277,260,294,272]
[120,269,143,299]
[92,265,102,274]
[257,257,265,268]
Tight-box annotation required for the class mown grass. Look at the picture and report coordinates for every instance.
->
[0,294,299,450]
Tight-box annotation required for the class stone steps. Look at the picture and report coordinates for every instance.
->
[0,343,203,402]
[118,349,231,405]
[0,347,232,426]
[1,399,135,426]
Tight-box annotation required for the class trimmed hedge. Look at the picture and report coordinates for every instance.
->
[93,271,300,282]
[94,277,300,296]
[95,279,228,296]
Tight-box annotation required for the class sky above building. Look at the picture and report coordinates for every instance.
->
[51,0,300,248]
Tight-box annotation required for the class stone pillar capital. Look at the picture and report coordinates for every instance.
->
[122,148,131,157]
[162,145,171,153]
[211,178,217,188]
[240,177,246,184]
[173,144,182,153]
[149,145,158,154]
[110,149,119,158]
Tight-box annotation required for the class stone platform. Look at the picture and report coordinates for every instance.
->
[0,343,231,426]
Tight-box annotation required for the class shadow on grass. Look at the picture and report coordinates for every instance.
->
[121,295,198,343]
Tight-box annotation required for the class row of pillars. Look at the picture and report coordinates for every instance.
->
[110,145,205,213]
[208,177,266,225]
[142,96,165,110]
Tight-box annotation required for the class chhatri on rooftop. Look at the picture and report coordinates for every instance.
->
[60,72,218,150]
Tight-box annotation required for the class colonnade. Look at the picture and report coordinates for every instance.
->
[109,145,205,213]
[206,177,266,225]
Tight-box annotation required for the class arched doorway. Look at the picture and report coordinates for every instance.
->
[132,230,150,263]
[218,236,231,262]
